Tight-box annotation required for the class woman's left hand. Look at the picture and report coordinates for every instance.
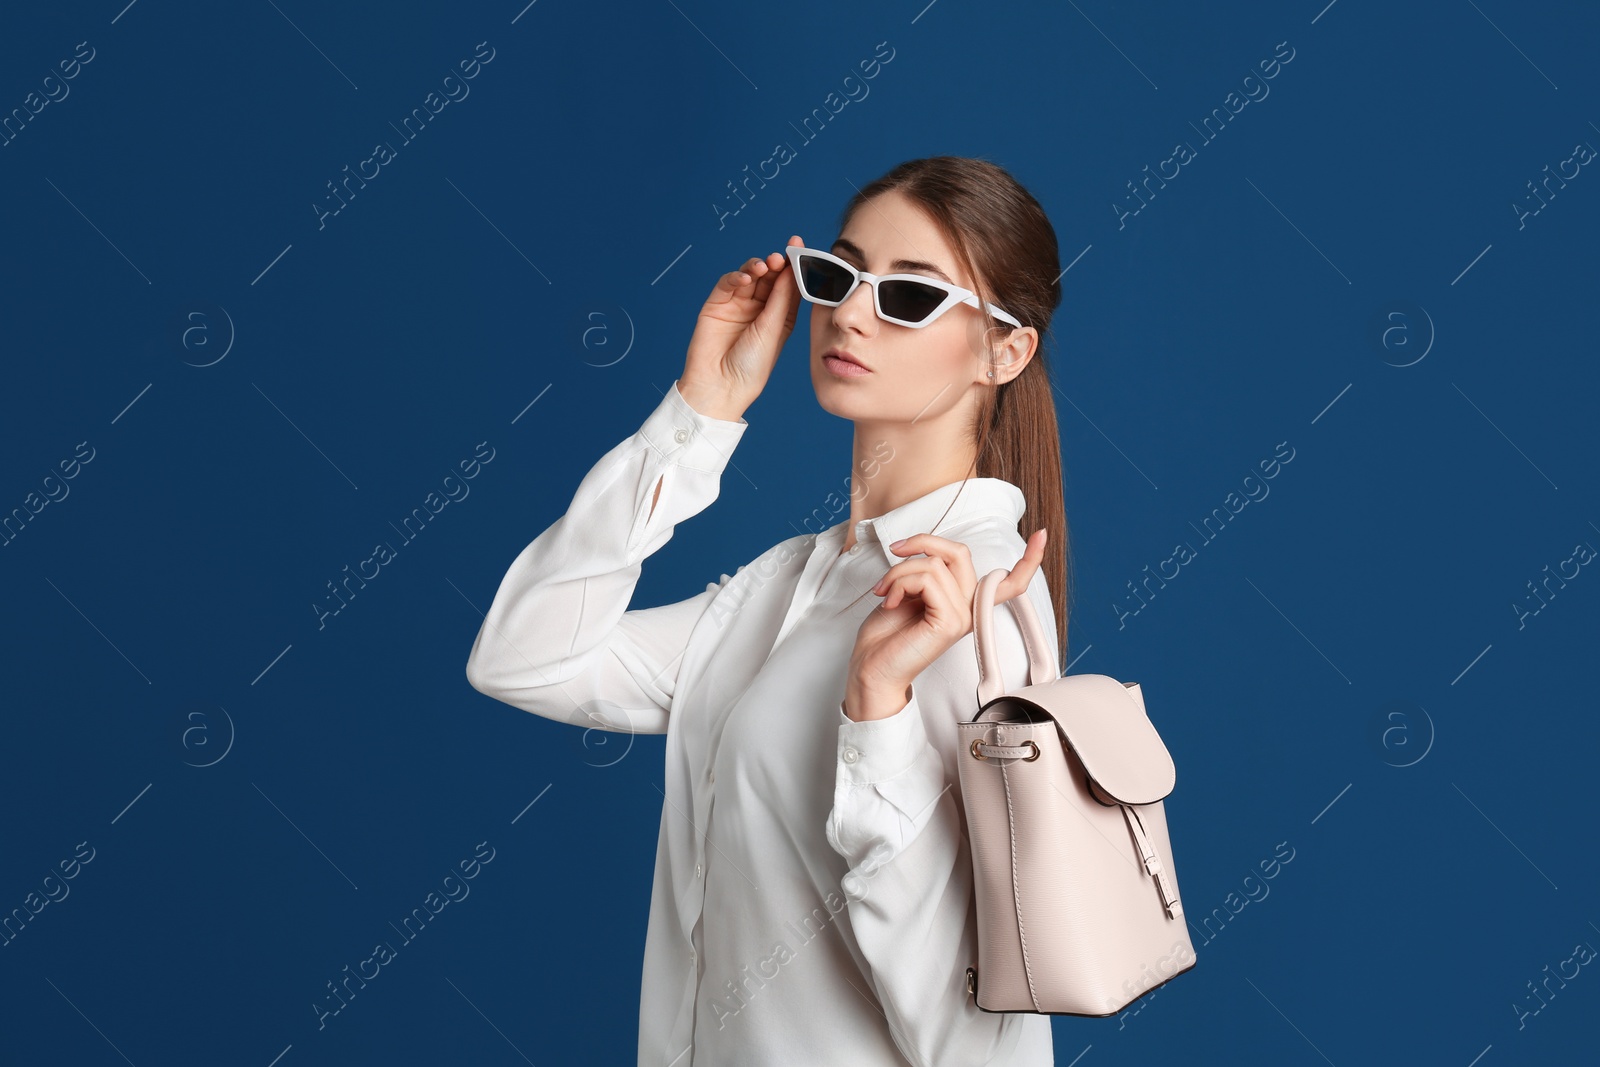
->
[844,528,1048,721]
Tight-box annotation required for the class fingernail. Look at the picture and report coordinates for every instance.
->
[889,538,906,549]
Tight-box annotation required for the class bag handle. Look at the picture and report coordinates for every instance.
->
[972,568,1057,706]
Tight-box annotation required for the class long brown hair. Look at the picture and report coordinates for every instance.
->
[839,156,1074,669]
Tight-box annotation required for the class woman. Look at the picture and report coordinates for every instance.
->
[466,156,1070,1066]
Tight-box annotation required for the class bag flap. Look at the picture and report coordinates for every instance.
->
[1009,674,1175,804]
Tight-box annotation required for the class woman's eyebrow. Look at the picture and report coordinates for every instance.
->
[831,238,953,283]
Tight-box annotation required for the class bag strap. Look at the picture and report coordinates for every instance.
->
[1122,803,1184,918]
[972,568,1057,706]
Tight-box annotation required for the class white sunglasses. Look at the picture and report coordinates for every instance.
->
[784,245,1022,330]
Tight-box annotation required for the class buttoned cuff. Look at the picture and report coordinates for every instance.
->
[836,691,930,786]
[825,690,949,871]
[639,381,748,473]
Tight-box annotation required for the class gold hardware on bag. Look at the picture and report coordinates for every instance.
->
[1021,740,1040,761]
[970,739,988,760]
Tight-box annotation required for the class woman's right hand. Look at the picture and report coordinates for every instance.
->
[679,235,804,420]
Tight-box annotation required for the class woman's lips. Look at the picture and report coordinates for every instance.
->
[823,354,871,377]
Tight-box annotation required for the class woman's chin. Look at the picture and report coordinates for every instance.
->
[810,370,874,416]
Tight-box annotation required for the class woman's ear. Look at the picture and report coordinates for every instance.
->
[984,326,1039,383]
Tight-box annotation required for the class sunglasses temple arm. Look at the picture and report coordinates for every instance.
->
[967,294,1022,329]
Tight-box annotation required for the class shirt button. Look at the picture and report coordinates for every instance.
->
[841,745,860,764]
[708,769,715,784]
[695,862,703,878]
[674,428,689,443]
[848,543,861,554]
[689,949,697,964]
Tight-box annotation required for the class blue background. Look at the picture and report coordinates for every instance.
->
[3,1,1597,1063]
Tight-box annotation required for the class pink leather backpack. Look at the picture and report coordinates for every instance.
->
[957,568,1197,1016]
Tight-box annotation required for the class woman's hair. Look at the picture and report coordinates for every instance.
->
[838,155,1074,669]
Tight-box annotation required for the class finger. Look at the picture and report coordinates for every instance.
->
[730,253,790,305]
[779,254,802,332]
[882,566,933,611]
[886,561,966,635]
[778,236,805,330]
[751,250,787,302]
[710,268,750,302]
[872,551,968,606]
[757,255,801,332]
[996,528,1046,601]
[733,259,761,288]
[887,533,977,592]
[909,557,964,624]
[728,256,767,288]
[877,555,951,609]
[872,554,936,596]
[995,528,1048,603]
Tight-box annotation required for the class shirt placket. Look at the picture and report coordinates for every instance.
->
[682,528,838,1061]
[767,527,847,652]
[681,520,879,1064]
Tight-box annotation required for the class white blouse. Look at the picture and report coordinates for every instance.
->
[466,381,1058,1066]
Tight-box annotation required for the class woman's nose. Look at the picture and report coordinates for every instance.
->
[832,281,877,331]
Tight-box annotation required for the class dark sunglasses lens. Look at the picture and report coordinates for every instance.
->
[879,280,946,323]
[798,255,854,302]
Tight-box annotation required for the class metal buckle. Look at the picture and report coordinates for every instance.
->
[970,739,1041,761]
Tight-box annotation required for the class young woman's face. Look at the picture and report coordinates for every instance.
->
[808,189,1001,425]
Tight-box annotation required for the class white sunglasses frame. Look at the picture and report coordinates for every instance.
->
[784,245,1022,330]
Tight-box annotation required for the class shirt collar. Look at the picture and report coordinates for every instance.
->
[825,477,1027,567]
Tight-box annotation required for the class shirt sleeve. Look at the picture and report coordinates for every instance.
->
[823,571,1056,1067]
[465,380,748,735]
